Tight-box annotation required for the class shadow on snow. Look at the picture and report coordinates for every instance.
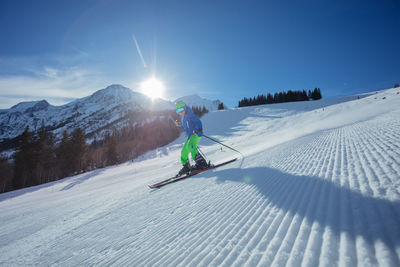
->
[206,166,400,252]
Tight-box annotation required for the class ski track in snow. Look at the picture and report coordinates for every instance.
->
[261,112,400,267]
[1,89,400,266]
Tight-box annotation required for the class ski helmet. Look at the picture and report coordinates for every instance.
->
[175,100,186,113]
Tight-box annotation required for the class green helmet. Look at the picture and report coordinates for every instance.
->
[175,100,186,114]
[175,100,186,110]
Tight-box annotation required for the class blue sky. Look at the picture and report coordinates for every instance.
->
[0,0,399,109]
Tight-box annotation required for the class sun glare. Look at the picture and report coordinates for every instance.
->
[140,77,165,100]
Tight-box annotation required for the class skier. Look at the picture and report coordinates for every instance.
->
[175,101,209,176]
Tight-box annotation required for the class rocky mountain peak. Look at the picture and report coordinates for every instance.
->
[10,100,50,113]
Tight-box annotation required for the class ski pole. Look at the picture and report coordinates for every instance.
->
[197,146,211,165]
[202,134,243,156]
[197,146,207,160]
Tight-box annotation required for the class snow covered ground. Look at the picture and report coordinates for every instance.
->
[1,89,400,266]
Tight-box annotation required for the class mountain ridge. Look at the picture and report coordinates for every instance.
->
[0,84,225,150]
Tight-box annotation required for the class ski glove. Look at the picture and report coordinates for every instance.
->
[194,129,203,137]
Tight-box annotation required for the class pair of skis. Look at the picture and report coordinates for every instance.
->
[148,158,237,189]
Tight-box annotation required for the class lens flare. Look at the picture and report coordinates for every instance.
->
[140,77,165,100]
[243,176,252,184]
[132,35,147,68]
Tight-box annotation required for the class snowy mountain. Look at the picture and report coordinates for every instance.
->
[1,88,400,266]
[175,94,226,111]
[0,84,175,145]
[0,86,227,151]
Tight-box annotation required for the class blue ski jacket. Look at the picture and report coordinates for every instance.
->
[179,105,203,138]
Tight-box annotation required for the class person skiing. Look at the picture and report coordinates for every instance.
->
[175,100,209,176]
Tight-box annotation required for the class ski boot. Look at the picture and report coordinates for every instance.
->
[193,153,210,171]
[177,162,191,176]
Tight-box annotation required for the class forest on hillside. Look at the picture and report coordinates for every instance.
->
[0,107,211,193]
[238,88,322,107]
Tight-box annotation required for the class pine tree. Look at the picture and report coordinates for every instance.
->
[106,131,119,165]
[13,126,34,189]
[71,128,88,173]
[267,93,273,104]
[302,90,309,101]
[57,130,73,177]
[311,88,322,100]
[0,154,13,193]
[201,106,208,116]
[36,124,55,184]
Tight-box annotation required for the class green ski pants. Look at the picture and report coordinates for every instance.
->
[181,134,201,165]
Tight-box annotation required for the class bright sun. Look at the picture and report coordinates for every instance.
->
[139,77,165,100]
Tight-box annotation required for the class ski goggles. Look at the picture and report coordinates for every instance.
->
[176,107,185,114]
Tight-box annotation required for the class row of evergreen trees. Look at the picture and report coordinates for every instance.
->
[11,126,89,190]
[1,106,217,193]
[191,106,209,117]
[238,88,322,107]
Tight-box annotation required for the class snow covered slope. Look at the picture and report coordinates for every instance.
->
[1,88,400,266]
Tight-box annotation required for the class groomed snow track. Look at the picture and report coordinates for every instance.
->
[1,89,399,266]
